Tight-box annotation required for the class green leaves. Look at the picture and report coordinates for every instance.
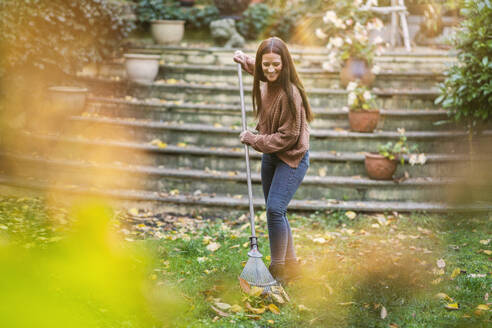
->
[436,0,492,132]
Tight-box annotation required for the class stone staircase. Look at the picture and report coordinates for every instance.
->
[1,44,491,213]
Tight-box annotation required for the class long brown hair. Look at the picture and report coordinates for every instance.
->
[252,37,313,122]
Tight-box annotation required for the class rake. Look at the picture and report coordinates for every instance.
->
[236,63,280,293]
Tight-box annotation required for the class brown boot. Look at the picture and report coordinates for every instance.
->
[268,263,286,284]
[284,259,302,282]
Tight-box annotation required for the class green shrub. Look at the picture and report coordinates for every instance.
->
[236,4,275,40]
[435,0,492,133]
[186,5,220,30]
[264,8,301,42]
[135,0,187,22]
[0,0,135,78]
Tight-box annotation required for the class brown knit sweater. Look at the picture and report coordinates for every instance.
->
[241,56,310,168]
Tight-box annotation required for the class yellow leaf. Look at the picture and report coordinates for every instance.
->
[476,304,489,311]
[128,208,139,216]
[479,239,490,245]
[230,304,243,313]
[249,286,264,297]
[266,255,271,261]
[482,250,492,255]
[450,268,461,279]
[444,303,460,310]
[202,236,212,245]
[435,293,454,302]
[268,303,281,314]
[177,142,187,148]
[318,167,327,177]
[210,305,229,317]
[170,189,180,196]
[245,302,265,314]
[213,123,223,128]
[243,241,250,248]
[267,320,274,325]
[345,211,356,220]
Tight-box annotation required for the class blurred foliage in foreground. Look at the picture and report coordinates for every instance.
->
[0,197,185,328]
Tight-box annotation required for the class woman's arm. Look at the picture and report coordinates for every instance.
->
[233,50,255,76]
[242,89,303,153]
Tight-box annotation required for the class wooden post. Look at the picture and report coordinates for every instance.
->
[390,0,397,47]
[399,0,411,51]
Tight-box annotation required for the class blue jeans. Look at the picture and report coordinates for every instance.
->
[261,151,309,265]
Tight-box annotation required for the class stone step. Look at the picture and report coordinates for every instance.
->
[121,44,456,71]
[82,78,441,109]
[96,63,444,89]
[2,174,487,214]
[6,134,467,178]
[64,116,489,153]
[87,97,453,131]
[1,152,454,202]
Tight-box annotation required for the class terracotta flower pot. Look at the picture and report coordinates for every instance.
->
[348,109,380,133]
[124,54,161,83]
[364,153,398,180]
[340,58,375,88]
[150,20,185,45]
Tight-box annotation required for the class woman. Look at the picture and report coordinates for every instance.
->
[233,37,314,283]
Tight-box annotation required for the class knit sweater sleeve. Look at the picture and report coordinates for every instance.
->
[249,88,303,154]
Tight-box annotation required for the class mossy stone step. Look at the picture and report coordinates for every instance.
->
[87,97,452,131]
[3,174,488,213]
[65,116,485,153]
[96,63,444,89]
[83,78,440,109]
[159,64,444,89]
[4,153,452,202]
[122,44,456,71]
[8,134,465,178]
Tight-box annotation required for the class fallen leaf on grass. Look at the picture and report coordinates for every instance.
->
[270,292,285,304]
[239,277,251,294]
[230,304,243,313]
[249,286,264,297]
[381,306,388,319]
[479,239,490,245]
[128,208,139,216]
[476,304,489,311]
[211,305,229,317]
[435,293,454,302]
[444,303,460,310]
[450,268,461,279]
[479,249,492,255]
[214,302,231,311]
[268,303,281,314]
[206,242,221,252]
[245,302,265,314]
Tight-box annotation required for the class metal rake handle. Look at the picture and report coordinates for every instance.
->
[237,63,257,243]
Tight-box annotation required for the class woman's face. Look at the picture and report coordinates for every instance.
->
[261,52,282,82]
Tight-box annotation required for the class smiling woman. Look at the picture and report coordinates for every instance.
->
[233,37,314,284]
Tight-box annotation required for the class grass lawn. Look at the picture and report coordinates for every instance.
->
[0,196,490,327]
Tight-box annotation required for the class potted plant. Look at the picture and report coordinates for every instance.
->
[123,53,161,83]
[136,0,187,45]
[48,86,89,116]
[316,2,386,87]
[213,0,252,17]
[346,81,379,133]
[365,129,421,180]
